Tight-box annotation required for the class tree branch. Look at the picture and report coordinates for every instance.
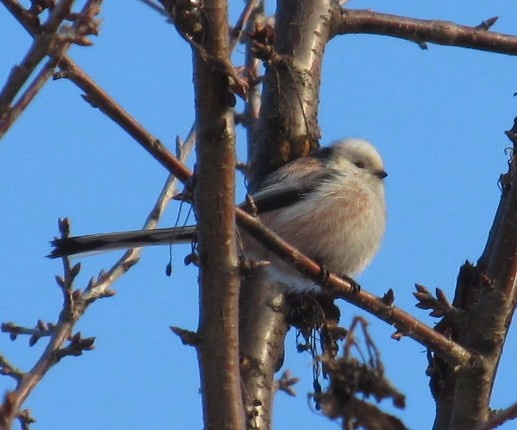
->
[55,56,191,182]
[241,1,336,428]
[0,354,24,383]
[248,0,334,187]
[430,121,517,429]
[0,0,75,116]
[333,8,517,55]
[475,400,517,430]
[83,130,196,302]
[186,0,245,428]
[0,0,102,137]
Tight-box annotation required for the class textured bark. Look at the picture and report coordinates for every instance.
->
[334,9,517,55]
[431,128,517,429]
[240,1,336,428]
[192,1,244,429]
[248,0,337,188]
[239,276,288,429]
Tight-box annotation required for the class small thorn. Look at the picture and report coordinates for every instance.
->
[381,288,395,305]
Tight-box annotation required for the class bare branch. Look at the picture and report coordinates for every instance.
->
[413,284,456,318]
[189,0,244,426]
[430,125,517,428]
[1,320,54,346]
[229,0,261,52]
[475,401,517,430]
[82,127,196,301]
[0,0,75,113]
[55,57,192,182]
[0,354,24,383]
[334,8,517,55]
[0,0,103,137]
[0,57,54,137]
[54,332,95,360]
[0,249,83,428]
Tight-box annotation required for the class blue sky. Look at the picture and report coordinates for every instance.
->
[1,1,517,429]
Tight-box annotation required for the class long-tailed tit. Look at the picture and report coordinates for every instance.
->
[50,138,387,293]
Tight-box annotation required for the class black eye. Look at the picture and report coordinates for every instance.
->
[354,161,365,169]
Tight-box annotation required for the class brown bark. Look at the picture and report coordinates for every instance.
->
[333,8,517,54]
[240,1,336,428]
[430,126,517,429]
[248,0,338,188]
[190,1,245,428]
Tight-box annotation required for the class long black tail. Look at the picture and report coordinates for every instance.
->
[48,226,197,258]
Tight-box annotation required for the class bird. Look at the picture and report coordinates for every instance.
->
[49,138,387,293]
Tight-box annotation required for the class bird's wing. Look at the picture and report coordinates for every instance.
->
[242,157,335,214]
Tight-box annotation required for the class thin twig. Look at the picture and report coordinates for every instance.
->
[136,0,167,17]
[0,58,56,137]
[0,354,24,383]
[229,0,261,52]
[0,0,41,33]
[1,320,54,347]
[0,0,76,115]
[0,0,102,136]
[241,0,263,144]
[57,56,191,181]
[83,126,196,300]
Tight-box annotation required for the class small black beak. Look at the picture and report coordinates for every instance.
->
[376,170,388,179]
